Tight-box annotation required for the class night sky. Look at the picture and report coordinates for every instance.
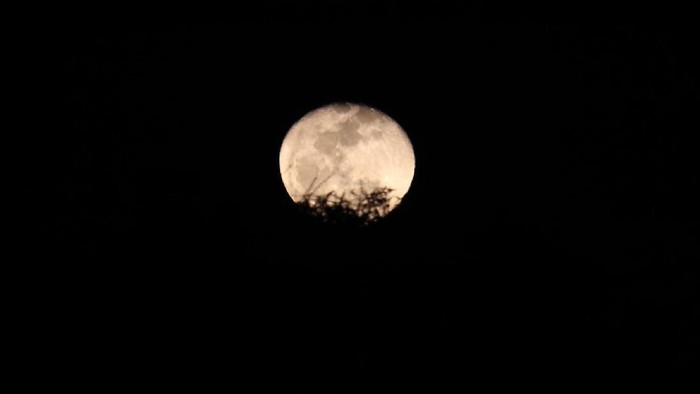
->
[37,2,697,389]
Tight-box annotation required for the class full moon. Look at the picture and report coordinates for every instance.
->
[279,103,415,221]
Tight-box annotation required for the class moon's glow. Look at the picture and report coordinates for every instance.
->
[279,103,415,219]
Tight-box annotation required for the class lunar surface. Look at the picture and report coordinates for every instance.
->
[279,103,415,219]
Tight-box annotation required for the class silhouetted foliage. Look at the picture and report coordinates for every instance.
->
[296,187,399,226]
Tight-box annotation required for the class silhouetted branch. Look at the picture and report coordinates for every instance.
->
[297,187,399,226]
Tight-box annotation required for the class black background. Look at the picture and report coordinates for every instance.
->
[34,1,697,389]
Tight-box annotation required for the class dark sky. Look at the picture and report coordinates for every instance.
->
[37,2,697,389]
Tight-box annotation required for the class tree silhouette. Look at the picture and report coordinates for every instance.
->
[296,187,399,226]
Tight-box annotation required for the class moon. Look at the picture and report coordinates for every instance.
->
[279,103,415,220]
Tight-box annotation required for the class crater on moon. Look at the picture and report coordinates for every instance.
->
[338,121,361,146]
[314,131,339,154]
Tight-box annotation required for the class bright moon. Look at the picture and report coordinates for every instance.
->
[279,103,415,219]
